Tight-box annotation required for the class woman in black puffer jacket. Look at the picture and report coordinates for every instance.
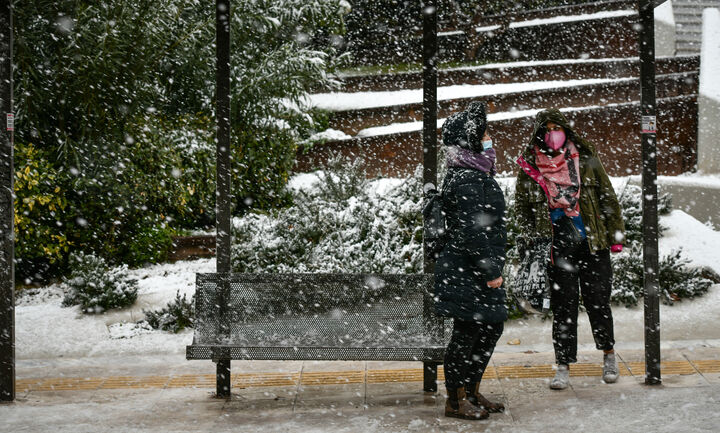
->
[435,101,507,421]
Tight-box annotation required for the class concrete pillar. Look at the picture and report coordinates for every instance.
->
[698,8,720,173]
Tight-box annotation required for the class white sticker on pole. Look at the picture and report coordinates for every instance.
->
[642,115,656,134]
[6,113,13,132]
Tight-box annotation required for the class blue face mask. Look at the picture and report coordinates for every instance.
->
[482,139,493,151]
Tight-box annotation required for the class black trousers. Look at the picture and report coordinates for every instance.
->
[444,319,504,389]
[549,238,615,365]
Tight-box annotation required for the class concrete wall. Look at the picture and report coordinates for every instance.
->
[655,1,676,57]
[698,8,720,173]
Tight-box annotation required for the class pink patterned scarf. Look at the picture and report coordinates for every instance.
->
[534,141,581,217]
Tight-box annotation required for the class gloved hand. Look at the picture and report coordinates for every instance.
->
[611,244,623,253]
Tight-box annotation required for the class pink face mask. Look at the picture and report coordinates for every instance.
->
[544,130,566,150]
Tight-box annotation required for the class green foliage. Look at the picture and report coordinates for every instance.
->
[144,291,195,333]
[61,252,138,313]
[232,128,294,213]
[126,114,216,229]
[14,0,183,155]
[227,0,350,212]
[123,222,176,267]
[57,115,214,268]
[12,1,349,280]
[14,143,71,278]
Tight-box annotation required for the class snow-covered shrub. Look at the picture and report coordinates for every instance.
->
[611,245,713,307]
[61,253,138,314]
[234,163,712,311]
[232,158,423,273]
[144,291,194,333]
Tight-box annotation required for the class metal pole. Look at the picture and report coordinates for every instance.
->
[422,0,439,394]
[215,0,232,398]
[0,0,14,403]
[638,0,661,385]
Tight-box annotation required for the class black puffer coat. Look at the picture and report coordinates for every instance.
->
[434,167,508,323]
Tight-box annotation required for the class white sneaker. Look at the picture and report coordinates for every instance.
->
[550,364,570,390]
[603,353,619,383]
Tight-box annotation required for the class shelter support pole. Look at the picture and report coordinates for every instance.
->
[215,0,232,398]
[422,0,439,394]
[639,0,661,385]
[0,0,14,403]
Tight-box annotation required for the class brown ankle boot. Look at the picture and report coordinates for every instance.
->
[445,387,489,420]
[467,382,505,413]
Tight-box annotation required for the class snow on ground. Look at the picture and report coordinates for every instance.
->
[13,175,720,360]
[15,259,215,359]
[660,209,720,275]
[310,77,630,112]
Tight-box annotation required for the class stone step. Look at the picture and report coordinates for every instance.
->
[674,4,720,11]
[672,1,720,54]
[676,29,703,37]
[674,14,703,21]
[676,41,702,52]
[676,23,703,31]
[672,0,720,6]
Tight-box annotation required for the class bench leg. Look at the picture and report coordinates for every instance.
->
[423,361,439,393]
[216,359,231,398]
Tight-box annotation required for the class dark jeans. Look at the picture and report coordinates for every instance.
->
[549,238,615,365]
[444,319,504,389]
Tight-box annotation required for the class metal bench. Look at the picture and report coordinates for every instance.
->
[186,273,446,396]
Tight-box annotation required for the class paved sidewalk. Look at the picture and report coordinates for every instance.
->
[3,345,720,432]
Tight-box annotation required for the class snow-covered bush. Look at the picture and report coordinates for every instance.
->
[144,291,195,333]
[61,253,138,314]
[232,158,423,273]
[234,163,712,310]
[611,245,713,307]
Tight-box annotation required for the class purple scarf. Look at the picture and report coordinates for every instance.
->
[447,146,496,175]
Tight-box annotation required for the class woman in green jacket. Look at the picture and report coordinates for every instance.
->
[515,109,625,390]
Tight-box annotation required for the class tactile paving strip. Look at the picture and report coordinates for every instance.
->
[690,360,720,373]
[16,359,718,393]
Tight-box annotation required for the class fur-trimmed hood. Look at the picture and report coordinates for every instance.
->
[521,108,598,164]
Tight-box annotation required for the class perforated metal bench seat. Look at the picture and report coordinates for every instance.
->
[186,273,446,394]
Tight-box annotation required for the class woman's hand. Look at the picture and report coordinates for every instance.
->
[487,276,503,288]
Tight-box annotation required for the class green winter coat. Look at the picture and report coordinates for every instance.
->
[515,109,625,253]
